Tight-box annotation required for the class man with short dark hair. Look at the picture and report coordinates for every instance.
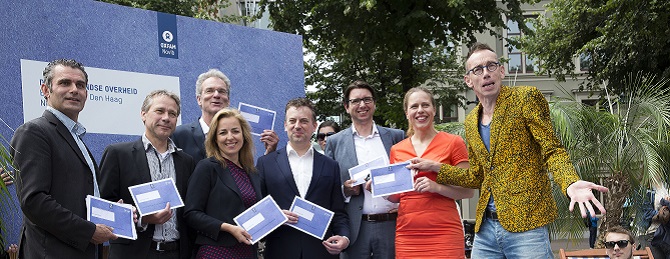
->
[172,69,278,162]
[325,80,404,259]
[258,97,350,258]
[12,59,117,258]
[605,226,636,259]
[99,90,194,259]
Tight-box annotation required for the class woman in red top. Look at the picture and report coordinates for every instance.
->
[389,87,473,258]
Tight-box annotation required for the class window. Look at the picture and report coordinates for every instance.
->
[581,99,598,107]
[574,91,606,111]
[581,98,607,112]
[506,17,538,74]
[579,53,591,71]
[438,104,458,123]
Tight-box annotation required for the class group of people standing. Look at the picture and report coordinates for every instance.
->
[7,41,610,259]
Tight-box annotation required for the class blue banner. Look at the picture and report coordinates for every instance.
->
[157,12,178,59]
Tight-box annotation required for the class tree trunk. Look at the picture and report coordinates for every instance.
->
[399,43,416,93]
[596,172,630,248]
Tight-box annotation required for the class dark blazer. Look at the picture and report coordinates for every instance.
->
[11,110,99,259]
[183,157,262,257]
[324,126,404,245]
[98,138,195,259]
[172,120,207,163]
[257,147,350,259]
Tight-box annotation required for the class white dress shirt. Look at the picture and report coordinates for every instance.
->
[352,124,398,214]
[199,117,210,135]
[286,143,315,198]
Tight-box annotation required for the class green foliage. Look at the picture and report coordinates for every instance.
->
[98,0,200,16]
[435,122,465,140]
[261,0,536,128]
[522,0,670,95]
[97,0,245,23]
[0,134,14,250]
[548,73,670,242]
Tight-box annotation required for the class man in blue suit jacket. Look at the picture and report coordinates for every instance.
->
[258,98,350,259]
[324,80,404,259]
[172,69,278,163]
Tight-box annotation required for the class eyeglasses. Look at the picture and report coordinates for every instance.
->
[348,97,374,106]
[316,132,336,141]
[466,62,501,76]
[202,88,229,95]
[604,240,629,249]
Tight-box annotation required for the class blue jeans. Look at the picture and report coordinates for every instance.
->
[471,218,553,259]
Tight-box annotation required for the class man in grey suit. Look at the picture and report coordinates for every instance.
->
[324,80,405,259]
[172,69,278,163]
[11,59,117,258]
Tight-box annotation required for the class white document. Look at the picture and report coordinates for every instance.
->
[238,102,277,136]
[128,178,184,216]
[233,196,287,245]
[370,161,414,197]
[86,195,137,240]
[348,156,388,186]
[287,196,334,240]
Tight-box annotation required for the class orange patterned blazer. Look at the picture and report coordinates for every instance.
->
[436,85,579,233]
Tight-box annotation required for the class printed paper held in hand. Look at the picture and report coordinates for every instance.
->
[238,102,277,136]
[233,195,287,245]
[370,161,414,197]
[348,156,388,186]
[86,195,137,240]
[286,196,334,240]
[128,178,184,216]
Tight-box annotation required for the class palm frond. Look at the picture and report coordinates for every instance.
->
[550,73,670,241]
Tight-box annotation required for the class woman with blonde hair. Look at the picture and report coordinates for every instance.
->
[184,108,261,259]
[389,87,473,258]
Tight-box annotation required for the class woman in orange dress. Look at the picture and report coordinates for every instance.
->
[389,87,473,258]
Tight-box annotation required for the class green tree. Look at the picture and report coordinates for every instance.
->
[261,0,536,128]
[521,0,670,94]
[548,73,670,246]
[97,0,245,23]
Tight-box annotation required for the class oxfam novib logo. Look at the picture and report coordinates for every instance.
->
[162,31,174,43]
[158,13,178,58]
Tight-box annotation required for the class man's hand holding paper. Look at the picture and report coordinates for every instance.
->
[141,202,172,225]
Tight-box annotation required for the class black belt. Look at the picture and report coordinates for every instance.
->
[150,240,179,252]
[362,212,398,222]
[485,210,499,221]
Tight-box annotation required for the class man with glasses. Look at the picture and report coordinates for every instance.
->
[605,226,636,259]
[172,69,278,163]
[324,80,404,259]
[409,42,608,258]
